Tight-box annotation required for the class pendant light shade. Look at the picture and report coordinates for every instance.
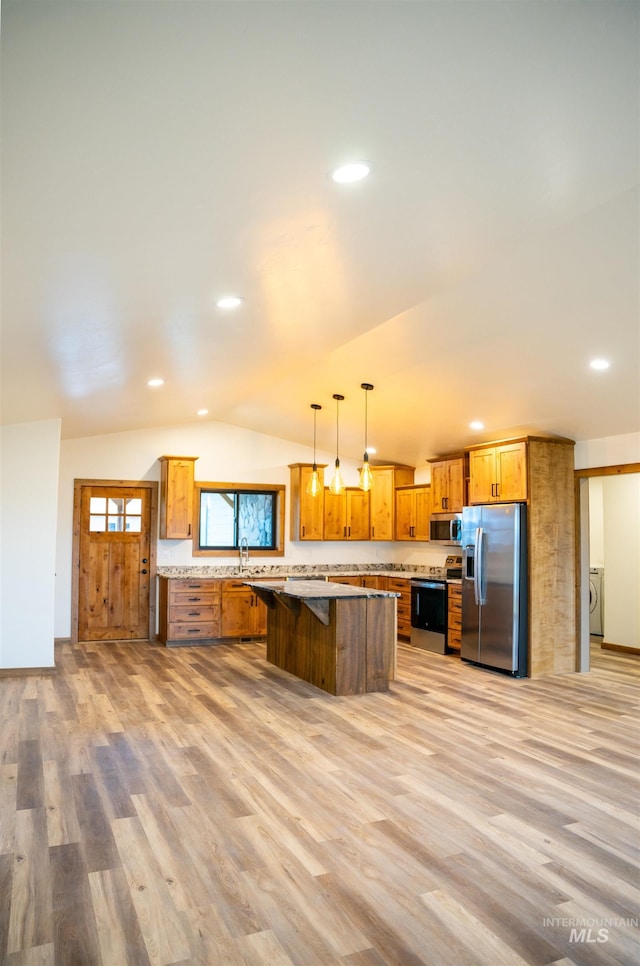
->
[358,383,374,491]
[306,404,322,497]
[328,394,345,495]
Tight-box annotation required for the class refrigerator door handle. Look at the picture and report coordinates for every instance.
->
[476,527,487,606]
[473,528,482,605]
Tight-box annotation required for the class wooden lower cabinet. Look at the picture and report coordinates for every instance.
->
[329,575,389,590]
[158,577,220,645]
[159,577,272,644]
[387,577,411,639]
[221,579,268,638]
[447,582,461,652]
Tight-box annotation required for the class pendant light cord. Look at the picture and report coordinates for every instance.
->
[364,388,368,454]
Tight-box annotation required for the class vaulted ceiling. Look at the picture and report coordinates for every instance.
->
[2,1,638,467]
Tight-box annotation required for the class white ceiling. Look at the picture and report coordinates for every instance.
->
[2,1,638,468]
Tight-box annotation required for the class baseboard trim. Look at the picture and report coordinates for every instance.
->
[0,666,56,677]
[601,642,640,656]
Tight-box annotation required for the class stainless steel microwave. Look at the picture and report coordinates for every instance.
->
[429,512,462,545]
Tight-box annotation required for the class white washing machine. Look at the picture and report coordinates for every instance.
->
[589,567,604,636]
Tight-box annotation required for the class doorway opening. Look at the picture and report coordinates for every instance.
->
[575,463,640,670]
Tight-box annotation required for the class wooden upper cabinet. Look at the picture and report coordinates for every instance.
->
[368,465,415,540]
[395,485,431,540]
[468,441,527,504]
[496,443,528,501]
[430,457,465,512]
[288,463,326,540]
[347,488,371,540]
[158,456,198,539]
[324,487,370,540]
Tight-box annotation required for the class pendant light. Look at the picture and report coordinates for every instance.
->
[328,394,345,495]
[358,383,374,491]
[306,404,323,497]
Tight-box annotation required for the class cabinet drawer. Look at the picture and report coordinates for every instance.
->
[397,616,411,638]
[167,621,219,640]
[170,591,218,607]
[448,628,461,649]
[169,579,216,593]
[387,578,409,593]
[221,579,250,593]
[170,604,219,623]
[448,611,461,630]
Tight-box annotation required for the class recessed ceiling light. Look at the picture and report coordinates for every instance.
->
[470,421,485,431]
[147,378,164,388]
[196,409,209,416]
[590,358,610,370]
[330,161,373,184]
[216,296,244,309]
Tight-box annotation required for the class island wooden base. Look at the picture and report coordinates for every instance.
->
[265,594,396,695]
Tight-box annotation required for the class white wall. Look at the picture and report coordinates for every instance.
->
[55,420,448,638]
[581,433,640,652]
[574,432,640,469]
[1,419,61,669]
[588,477,605,568]
[601,474,639,649]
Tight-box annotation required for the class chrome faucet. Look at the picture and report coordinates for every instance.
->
[239,536,250,573]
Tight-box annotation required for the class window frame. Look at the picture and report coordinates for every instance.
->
[193,481,285,557]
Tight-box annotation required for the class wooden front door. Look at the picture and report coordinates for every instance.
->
[73,480,158,643]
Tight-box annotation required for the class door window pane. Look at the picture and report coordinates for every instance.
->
[90,497,106,513]
[89,515,106,531]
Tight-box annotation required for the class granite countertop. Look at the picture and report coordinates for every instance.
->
[157,564,450,580]
[244,579,400,600]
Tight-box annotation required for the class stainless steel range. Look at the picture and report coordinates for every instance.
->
[410,556,461,653]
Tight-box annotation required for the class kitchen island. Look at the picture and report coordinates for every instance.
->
[244,580,400,695]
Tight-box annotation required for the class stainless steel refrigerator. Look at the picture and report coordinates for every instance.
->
[461,503,528,677]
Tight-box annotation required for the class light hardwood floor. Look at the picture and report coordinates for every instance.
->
[1,638,638,965]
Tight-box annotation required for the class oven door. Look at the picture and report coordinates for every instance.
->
[410,580,447,653]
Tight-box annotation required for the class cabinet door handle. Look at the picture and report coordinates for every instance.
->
[302,525,306,537]
[188,596,202,601]
[348,526,351,538]
[188,524,191,536]
[371,526,375,538]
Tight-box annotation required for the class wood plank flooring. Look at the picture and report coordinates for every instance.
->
[1,639,638,965]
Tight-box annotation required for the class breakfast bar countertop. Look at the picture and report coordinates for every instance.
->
[243,579,401,599]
